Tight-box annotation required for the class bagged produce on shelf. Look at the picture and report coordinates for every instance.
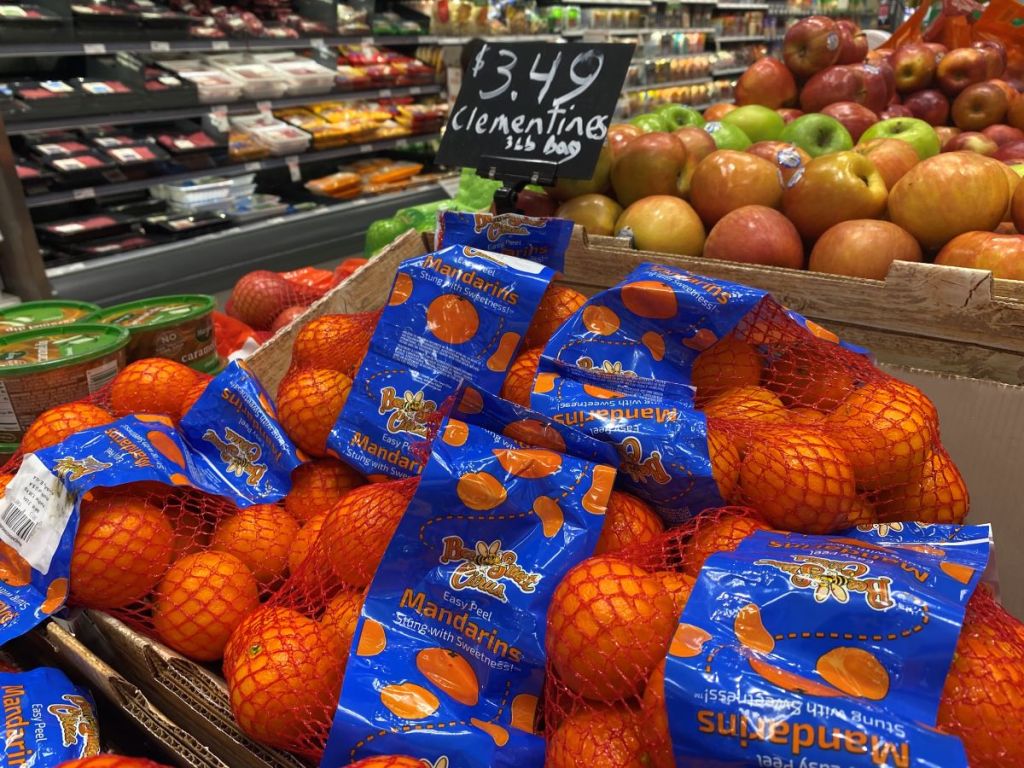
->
[531,264,965,533]
[436,211,575,271]
[0,666,100,762]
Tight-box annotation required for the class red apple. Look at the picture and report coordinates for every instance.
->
[866,49,894,67]
[836,20,869,65]
[551,143,612,200]
[607,123,643,159]
[704,103,737,121]
[903,89,950,126]
[888,152,1010,249]
[944,131,1000,156]
[935,126,962,149]
[782,151,888,240]
[747,140,812,185]
[689,150,785,227]
[891,43,938,93]
[615,195,706,255]
[952,81,1009,130]
[983,124,1024,146]
[800,65,876,114]
[270,306,307,332]
[1013,181,1024,231]
[777,108,804,123]
[973,40,1007,79]
[735,57,798,109]
[881,105,914,119]
[610,132,689,206]
[935,231,1024,279]
[1009,98,1024,131]
[1001,164,1020,221]
[822,102,879,142]
[851,63,894,112]
[994,140,1024,164]
[704,205,805,269]
[853,138,920,189]
[890,92,902,104]
[988,79,1019,105]
[674,126,718,161]
[783,16,842,79]
[809,219,923,278]
[556,194,623,236]
[924,43,948,60]
[937,47,989,96]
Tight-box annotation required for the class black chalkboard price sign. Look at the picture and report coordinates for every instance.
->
[436,42,634,184]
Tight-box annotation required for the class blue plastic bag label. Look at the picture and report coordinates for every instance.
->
[329,245,554,478]
[529,363,722,525]
[663,527,989,767]
[435,211,575,271]
[0,667,100,765]
[0,361,301,646]
[321,412,616,768]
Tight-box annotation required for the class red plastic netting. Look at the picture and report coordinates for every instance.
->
[225,267,338,333]
[692,299,966,534]
[543,506,767,768]
[56,757,174,768]
[221,477,419,761]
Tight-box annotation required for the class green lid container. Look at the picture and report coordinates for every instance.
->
[0,324,130,446]
[0,300,100,334]
[92,294,217,371]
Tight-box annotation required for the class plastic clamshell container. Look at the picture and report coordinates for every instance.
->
[153,177,236,205]
[270,59,337,95]
[218,63,289,99]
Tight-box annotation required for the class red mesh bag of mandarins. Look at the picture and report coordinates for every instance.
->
[221,477,419,762]
[535,264,967,536]
[542,506,770,768]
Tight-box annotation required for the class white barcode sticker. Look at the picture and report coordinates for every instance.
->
[286,156,301,182]
[82,43,106,55]
[244,161,262,172]
[256,100,273,114]
[359,143,374,154]
[0,455,74,575]
[72,188,95,201]
[150,41,171,52]
[86,358,119,393]
[379,88,392,98]
[212,40,231,51]
[0,382,17,433]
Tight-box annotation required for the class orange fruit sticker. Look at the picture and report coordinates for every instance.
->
[503,419,568,453]
[582,465,616,515]
[494,448,562,479]
[509,693,539,734]
[734,604,775,654]
[641,331,666,361]
[582,305,621,336]
[816,647,890,700]
[389,273,413,306]
[357,618,387,656]
[416,648,479,706]
[443,419,469,447]
[669,623,712,658]
[749,655,842,698]
[621,280,677,319]
[533,496,564,538]
[456,472,507,511]
[380,682,440,720]
[486,332,521,373]
[471,718,510,747]
[41,577,68,614]
[426,294,479,345]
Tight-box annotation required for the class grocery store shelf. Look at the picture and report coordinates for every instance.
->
[715,34,768,42]
[547,0,653,5]
[6,84,444,135]
[632,52,711,63]
[430,34,564,44]
[574,26,716,36]
[716,2,771,9]
[47,184,445,304]
[25,132,441,209]
[711,65,748,76]
[623,76,712,92]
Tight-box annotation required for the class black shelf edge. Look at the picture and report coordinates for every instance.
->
[7,84,444,135]
[25,132,442,209]
[46,185,446,303]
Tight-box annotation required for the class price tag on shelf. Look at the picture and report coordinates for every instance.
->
[212,40,231,51]
[244,161,262,172]
[208,105,229,133]
[286,156,301,182]
[379,88,393,98]
[150,41,171,52]
[410,86,423,95]
[360,37,373,45]
[358,143,375,154]
[311,38,324,48]
[436,41,633,183]
[72,188,95,201]
[82,43,106,55]
[256,100,273,115]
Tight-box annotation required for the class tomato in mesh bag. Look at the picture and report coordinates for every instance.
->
[532,264,964,533]
[0,362,302,650]
[1,667,100,763]
[317,387,617,768]
[434,210,574,272]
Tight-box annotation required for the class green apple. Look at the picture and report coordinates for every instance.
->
[859,117,940,160]
[630,113,672,133]
[779,114,853,158]
[721,105,785,143]
[703,121,752,151]
[1009,163,1023,177]
[657,103,705,130]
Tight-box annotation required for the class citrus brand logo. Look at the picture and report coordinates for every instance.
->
[47,694,99,756]
[203,427,267,487]
[3,683,31,765]
[54,455,112,482]
[617,436,671,486]
[379,387,437,438]
[858,522,906,537]
[756,556,894,610]
[423,758,449,768]
[439,536,541,603]
[472,213,532,240]
[576,357,638,377]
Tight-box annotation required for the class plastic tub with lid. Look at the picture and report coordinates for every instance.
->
[92,295,217,370]
[0,301,100,334]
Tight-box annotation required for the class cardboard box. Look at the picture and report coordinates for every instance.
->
[68,228,1024,765]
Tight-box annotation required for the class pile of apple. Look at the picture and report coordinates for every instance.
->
[547,16,1024,280]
